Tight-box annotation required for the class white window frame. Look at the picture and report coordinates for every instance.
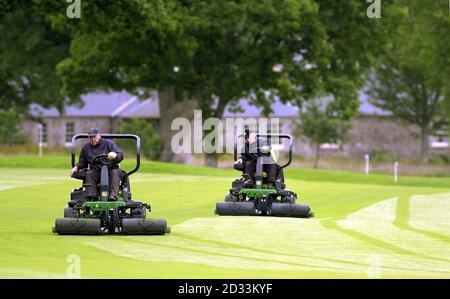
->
[320,143,340,150]
[40,122,48,147]
[430,135,449,149]
[65,122,75,147]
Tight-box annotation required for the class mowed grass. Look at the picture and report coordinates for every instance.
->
[0,156,449,278]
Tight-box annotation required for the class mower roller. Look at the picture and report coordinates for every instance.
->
[215,133,314,218]
[53,134,170,235]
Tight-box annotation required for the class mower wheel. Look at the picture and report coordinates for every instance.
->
[224,194,236,202]
[281,195,296,204]
[64,206,77,218]
[131,207,146,219]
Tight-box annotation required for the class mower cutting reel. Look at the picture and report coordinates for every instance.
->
[53,133,170,235]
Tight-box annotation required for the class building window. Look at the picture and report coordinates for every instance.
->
[40,122,48,144]
[430,134,449,149]
[66,122,74,143]
[320,143,340,150]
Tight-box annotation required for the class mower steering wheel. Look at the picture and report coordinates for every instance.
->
[92,154,114,167]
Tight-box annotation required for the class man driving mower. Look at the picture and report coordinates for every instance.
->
[236,129,277,189]
[70,128,123,201]
[215,129,313,218]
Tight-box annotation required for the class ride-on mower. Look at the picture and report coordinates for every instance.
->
[53,134,170,235]
[215,133,313,218]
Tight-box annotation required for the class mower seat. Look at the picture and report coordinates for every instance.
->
[234,161,285,190]
[71,169,131,201]
[71,169,86,180]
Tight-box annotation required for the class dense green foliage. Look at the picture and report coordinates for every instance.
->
[367,0,450,163]
[295,98,351,168]
[117,118,162,160]
[0,109,28,145]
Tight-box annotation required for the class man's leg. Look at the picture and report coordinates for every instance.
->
[264,163,277,189]
[244,159,256,188]
[85,170,100,199]
[108,168,123,200]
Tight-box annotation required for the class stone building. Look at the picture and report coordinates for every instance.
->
[22,91,449,160]
[223,96,449,160]
[23,91,159,147]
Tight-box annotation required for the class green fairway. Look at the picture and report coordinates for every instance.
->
[0,160,449,278]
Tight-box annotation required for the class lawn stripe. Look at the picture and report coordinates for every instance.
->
[74,216,450,276]
[408,193,450,239]
[336,197,450,268]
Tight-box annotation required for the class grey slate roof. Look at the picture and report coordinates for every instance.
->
[223,99,300,118]
[30,91,159,118]
[29,90,388,119]
[223,91,389,118]
[118,98,160,118]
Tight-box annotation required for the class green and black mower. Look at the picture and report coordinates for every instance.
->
[53,134,170,235]
[215,133,314,218]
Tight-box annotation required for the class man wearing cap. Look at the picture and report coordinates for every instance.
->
[70,128,124,201]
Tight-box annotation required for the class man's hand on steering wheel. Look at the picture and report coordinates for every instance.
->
[92,153,115,167]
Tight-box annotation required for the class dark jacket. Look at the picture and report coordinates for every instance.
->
[76,138,124,171]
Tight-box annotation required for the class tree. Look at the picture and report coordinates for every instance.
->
[54,0,321,166]
[366,0,447,163]
[52,0,188,162]
[273,0,394,119]
[50,0,394,167]
[0,108,28,145]
[0,2,76,149]
[295,98,351,168]
[0,1,75,113]
[117,118,162,161]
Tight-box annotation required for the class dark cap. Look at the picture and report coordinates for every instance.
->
[87,128,100,137]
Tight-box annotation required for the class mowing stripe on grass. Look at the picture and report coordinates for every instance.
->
[74,215,450,277]
[338,197,450,264]
[1,167,449,278]
[409,193,450,238]
[0,170,69,191]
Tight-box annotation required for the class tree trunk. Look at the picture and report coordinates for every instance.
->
[419,125,430,164]
[204,152,219,168]
[202,101,227,168]
[158,87,198,162]
[314,143,320,169]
